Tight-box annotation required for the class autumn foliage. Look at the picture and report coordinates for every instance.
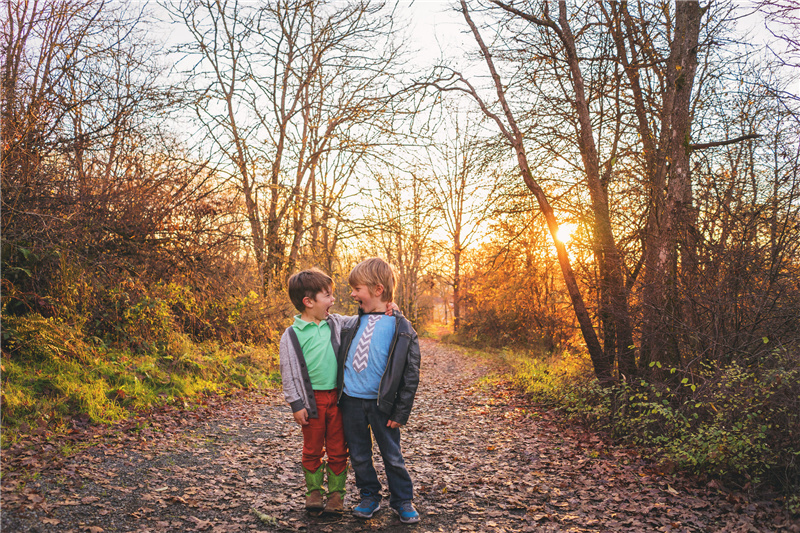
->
[458,214,577,351]
[2,0,800,509]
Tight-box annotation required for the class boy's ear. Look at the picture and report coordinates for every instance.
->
[302,295,315,309]
[373,284,384,298]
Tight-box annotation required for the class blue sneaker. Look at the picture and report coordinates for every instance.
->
[353,497,381,519]
[392,501,420,524]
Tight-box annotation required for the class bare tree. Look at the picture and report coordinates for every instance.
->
[1,0,237,317]
[2,0,157,239]
[754,0,800,69]
[0,0,201,257]
[425,0,613,381]
[438,0,782,380]
[600,0,706,370]
[673,56,800,363]
[420,105,501,331]
[357,172,440,326]
[462,197,578,349]
[168,0,404,292]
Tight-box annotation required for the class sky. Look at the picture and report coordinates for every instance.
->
[146,0,794,83]
[401,0,469,63]
[401,0,797,95]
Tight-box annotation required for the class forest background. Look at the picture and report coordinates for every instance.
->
[2,0,799,512]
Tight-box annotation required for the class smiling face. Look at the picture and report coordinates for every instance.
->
[350,283,386,313]
[301,287,335,324]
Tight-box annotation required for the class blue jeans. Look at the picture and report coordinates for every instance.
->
[340,394,414,507]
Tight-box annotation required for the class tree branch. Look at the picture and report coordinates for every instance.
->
[490,0,560,35]
[689,133,762,151]
[460,0,521,144]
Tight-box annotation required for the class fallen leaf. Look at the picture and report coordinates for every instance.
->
[187,515,212,529]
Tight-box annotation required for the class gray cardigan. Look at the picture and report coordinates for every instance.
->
[279,314,356,419]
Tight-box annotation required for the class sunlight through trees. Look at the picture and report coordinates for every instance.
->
[3,0,799,502]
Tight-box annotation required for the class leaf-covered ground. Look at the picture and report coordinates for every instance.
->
[2,339,798,532]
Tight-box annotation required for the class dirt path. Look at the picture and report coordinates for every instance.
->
[2,339,797,532]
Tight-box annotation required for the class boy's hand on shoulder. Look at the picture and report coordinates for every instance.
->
[386,302,399,315]
[293,408,309,426]
[386,420,402,429]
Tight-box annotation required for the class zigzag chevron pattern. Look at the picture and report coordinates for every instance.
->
[352,315,380,373]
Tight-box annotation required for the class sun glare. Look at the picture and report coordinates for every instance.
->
[556,223,577,243]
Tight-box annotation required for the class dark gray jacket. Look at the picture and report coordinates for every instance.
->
[337,309,421,425]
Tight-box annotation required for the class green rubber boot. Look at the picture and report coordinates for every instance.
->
[303,463,325,512]
[323,463,347,515]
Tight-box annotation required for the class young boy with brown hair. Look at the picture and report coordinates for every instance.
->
[279,268,348,515]
[337,257,422,524]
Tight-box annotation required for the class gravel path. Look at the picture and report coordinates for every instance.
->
[2,339,798,532]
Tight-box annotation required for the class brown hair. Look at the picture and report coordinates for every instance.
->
[348,257,396,302]
[287,268,333,312]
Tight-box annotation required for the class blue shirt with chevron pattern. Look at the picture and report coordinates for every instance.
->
[343,314,396,399]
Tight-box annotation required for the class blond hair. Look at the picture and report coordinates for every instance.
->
[348,257,396,302]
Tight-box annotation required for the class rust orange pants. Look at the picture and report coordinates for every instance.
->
[301,390,348,475]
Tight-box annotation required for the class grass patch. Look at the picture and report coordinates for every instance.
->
[1,313,280,447]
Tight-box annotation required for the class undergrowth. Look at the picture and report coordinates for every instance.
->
[0,312,280,448]
[1,246,288,448]
[451,336,800,514]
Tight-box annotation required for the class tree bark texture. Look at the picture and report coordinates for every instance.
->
[639,0,705,370]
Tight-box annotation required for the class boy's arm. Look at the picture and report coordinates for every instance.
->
[293,408,309,426]
[328,313,367,329]
[389,327,421,426]
[326,313,342,327]
[279,330,307,415]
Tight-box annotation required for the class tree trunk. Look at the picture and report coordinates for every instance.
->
[453,245,462,331]
[517,154,614,383]
[640,0,704,370]
[553,1,637,378]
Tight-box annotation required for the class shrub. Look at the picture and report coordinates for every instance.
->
[492,342,800,503]
[123,296,174,349]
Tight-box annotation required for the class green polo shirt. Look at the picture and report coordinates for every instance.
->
[291,316,337,390]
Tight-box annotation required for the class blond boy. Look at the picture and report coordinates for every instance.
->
[336,258,421,524]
